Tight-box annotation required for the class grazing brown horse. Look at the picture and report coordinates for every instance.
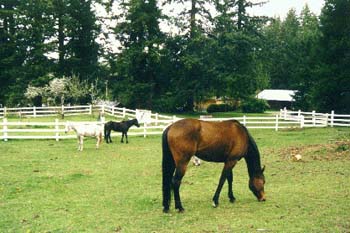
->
[162,119,266,213]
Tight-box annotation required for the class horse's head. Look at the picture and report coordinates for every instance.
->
[64,122,72,133]
[249,166,266,202]
[134,119,140,127]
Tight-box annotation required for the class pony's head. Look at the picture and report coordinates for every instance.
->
[249,166,266,202]
[64,122,72,133]
[133,119,140,127]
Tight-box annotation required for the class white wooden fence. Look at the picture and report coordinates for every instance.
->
[279,107,350,127]
[0,105,349,141]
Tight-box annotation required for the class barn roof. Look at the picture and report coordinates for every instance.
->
[256,89,297,102]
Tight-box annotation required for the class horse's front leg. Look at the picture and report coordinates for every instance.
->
[80,137,84,151]
[77,136,81,151]
[96,133,102,149]
[120,132,124,143]
[212,160,237,208]
[96,137,100,149]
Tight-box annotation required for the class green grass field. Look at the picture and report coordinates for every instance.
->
[1,126,350,232]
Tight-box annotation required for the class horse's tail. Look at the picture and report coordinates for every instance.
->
[104,122,108,142]
[162,125,175,212]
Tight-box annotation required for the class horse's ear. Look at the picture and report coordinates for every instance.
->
[261,165,266,173]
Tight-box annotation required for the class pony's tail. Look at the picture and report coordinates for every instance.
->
[162,126,175,212]
[104,123,108,143]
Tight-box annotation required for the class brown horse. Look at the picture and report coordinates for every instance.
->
[162,119,266,213]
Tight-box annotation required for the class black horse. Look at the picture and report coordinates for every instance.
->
[104,119,140,143]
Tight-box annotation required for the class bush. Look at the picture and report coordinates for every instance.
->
[152,95,179,113]
[207,104,235,113]
[241,98,269,113]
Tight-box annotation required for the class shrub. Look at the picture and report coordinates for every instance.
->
[207,104,235,113]
[241,98,269,113]
[152,95,179,113]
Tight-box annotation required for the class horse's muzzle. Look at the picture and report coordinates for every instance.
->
[258,194,266,202]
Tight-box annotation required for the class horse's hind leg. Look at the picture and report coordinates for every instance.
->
[108,130,112,143]
[120,132,124,143]
[80,137,84,151]
[212,160,237,207]
[173,163,189,213]
[125,132,128,143]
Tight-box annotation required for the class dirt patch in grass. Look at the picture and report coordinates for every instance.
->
[276,140,350,161]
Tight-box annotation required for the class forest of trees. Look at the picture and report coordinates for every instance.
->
[1,0,349,113]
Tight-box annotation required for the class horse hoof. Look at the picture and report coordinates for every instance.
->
[163,208,170,213]
[177,208,185,213]
[212,201,218,208]
[229,198,236,203]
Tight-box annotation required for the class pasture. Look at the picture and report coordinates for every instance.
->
[1,126,350,232]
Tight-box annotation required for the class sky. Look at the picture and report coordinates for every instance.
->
[249,0,325,18]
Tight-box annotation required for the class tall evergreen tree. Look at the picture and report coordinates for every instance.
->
[210,0,268,101]
[64,0,101,81]
[0,0,54,105]
[266,9,300,89]
[293,5,321,110]
[163,0,213,111]
[0,1,21,105]
[315,0,350,112]
[112,0,164,108]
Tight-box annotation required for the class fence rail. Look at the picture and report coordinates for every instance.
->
[279,107,350,127]
[0,105,349,141]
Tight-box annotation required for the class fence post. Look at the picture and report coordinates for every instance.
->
[102,104,105,114]
[172,115,177,123]
[111,106,115,116]
[300,115,304,128]
[4,107,7,117]
[143,122,147,138]
[325,113,329,127]
[33,106,36,117]
[55,119,59,142]
[283,107,287,120]
[312,110,316,126]
[89,105,92,115]
[243,115,246,126]
[61,105,65,116]
[3,118,8,142]
[275,115,279,131]
[330,110,334,127]
[298,110,301,118]
[155,113,159,126]
[123,107,126,118]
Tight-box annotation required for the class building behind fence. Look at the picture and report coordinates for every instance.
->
[0,105,349,141]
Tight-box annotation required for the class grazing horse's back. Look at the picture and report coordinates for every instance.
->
[162,118,265,213]
[166,119,249,163]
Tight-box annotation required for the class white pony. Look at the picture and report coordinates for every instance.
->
[64,122,104,151]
